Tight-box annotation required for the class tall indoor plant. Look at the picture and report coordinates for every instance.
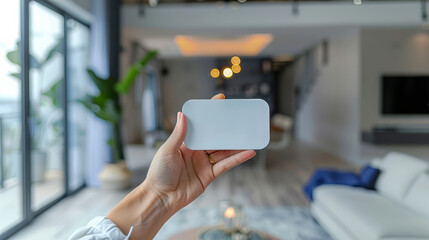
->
[80,50,157,189]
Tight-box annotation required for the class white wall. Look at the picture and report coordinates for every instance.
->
[296,30,361,163]
[359,29,429,163]
[360,29,429,132]
[296,29,429,164]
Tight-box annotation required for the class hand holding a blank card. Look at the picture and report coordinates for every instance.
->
[146,93,258,210]
[106,94,268,239]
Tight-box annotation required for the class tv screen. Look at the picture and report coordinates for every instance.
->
[382,76,429,115]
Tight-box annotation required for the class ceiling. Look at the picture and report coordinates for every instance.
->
[67,0,426,59]
[122,0,426,58]
[122,0,321,4]
[123,26,353,58]
[122,0,405,4]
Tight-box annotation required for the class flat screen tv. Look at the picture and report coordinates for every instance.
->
[381,76,429,115]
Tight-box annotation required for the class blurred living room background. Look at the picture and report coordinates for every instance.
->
[1,0,429,239]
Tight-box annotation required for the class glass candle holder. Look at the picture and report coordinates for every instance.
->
[218,200,243,234]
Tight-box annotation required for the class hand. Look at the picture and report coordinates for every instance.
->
[107,94,256,239]
[145,93,256,214]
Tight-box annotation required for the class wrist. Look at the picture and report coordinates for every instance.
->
[138,181,175,219]
[106,181,173,239]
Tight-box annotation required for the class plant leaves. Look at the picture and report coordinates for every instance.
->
[42,79,62,107]
[97,100,120,123]
[78,96,120,123]
[115,66,140,94]
[87,69,117,98]
[92,94,108,107]
[6,49,41,69]
[115,50,157,94]
[6,50,19,65]
[41,37,64,66]
[6,38,63,69]
[82,50,157,124]
[137,50,158,68]
[78,97,100,114]
[9,72,21,79]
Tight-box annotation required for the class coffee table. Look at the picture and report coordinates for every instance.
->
[156,207,331,240]
[168,226,281,240]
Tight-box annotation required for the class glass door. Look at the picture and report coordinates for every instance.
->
[0,0,24,234]
[29,1,66,211]
[0,0,90,238]
[67,19,90,191]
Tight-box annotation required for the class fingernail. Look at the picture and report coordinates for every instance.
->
[177,112,181,124]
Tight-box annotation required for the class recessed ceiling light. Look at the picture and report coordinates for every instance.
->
[231,56,241,65]
[222,67,233,78]
[232,65,241,74]
[174,34,273,57]
[353,0,362,5]
[210,68,220,78]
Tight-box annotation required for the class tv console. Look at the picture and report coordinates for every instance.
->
[362,125,429,145]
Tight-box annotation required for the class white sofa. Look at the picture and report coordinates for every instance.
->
[311,152,429,240]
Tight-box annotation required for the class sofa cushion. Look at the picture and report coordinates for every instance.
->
[370,158,384,169]
[313,185,429,240]
[311,203,356,240]
[404,172,429,218]
[375,152,427,201]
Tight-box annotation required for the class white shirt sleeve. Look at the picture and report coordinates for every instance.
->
[68,216,133,240]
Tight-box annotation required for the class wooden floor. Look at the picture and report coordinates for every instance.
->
[9,141,354,240]
[0,171,64,234]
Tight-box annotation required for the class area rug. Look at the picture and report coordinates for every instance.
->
[155,206,332,240]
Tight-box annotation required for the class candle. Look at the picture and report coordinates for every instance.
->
[224,207,235,232]
[218,200,242,234]
[225,207,236,219]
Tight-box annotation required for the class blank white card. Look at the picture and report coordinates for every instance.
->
[182,99,270,150]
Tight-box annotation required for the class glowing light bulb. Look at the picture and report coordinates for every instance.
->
[222,67,233,78]
[210,68,220,78]
[224,207,236,218]
[231,64,241,74]
[231,56,241,65]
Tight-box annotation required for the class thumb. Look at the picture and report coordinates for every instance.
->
[162,112,187,153]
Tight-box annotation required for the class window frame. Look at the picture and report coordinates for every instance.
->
[0,0,90,239]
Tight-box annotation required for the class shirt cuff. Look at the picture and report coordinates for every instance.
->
[69,216,133,240]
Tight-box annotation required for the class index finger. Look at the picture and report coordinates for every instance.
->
[211,93,225,100]
[213,150,256,177]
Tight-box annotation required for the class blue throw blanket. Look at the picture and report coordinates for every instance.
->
[303,165,381,201]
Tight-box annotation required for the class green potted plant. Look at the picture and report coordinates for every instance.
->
[80,50,157,189]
